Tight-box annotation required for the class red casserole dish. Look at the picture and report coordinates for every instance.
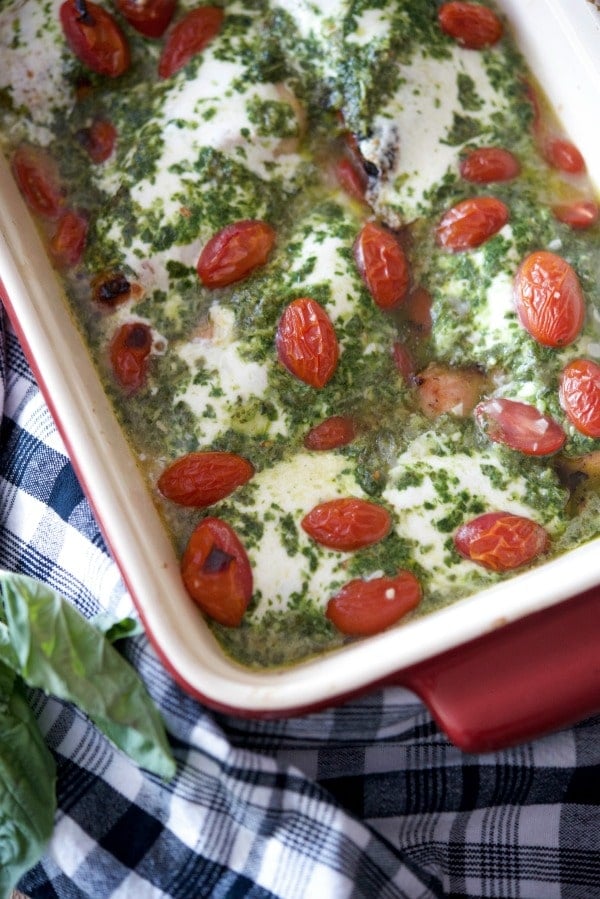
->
[0,0,599,752]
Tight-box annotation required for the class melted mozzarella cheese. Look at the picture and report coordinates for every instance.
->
[361,46,514,225]
[383,429,564,597]
[239,451,363,616]
[0,0,72,145]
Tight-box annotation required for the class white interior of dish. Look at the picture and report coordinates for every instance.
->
[0,0,599,713]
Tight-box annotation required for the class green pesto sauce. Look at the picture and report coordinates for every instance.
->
[1,0,599,670]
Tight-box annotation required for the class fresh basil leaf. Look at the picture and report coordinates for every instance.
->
[0,573,176,781]
[90,613,144,643]
[0,661,56,897]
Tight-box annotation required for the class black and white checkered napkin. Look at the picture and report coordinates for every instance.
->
[1,312,598,899]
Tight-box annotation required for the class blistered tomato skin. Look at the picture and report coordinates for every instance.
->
[301,498,391,551]
[304,416,356,451]
[354,221,410,309]
[197,220,275,288]
[459,147,520,183]
[553,201,599,230]
[49,210,88,268]
[435,197,509,251]
[326,571,422,636]
[454,512,549,571]
[276,298,339,388]
[109,321,153,392]
[115,0,176,37]
[475,398,566,456]
[77,119,117,163]
[543,138,586,175]
[181,517,253,627]
[158,6,224,78]
[158,452,254,506]
[12,144,63,220]
[559,359,600,439]
[514,251,585,348]
[438,2,503,49]
[59,0,130,77]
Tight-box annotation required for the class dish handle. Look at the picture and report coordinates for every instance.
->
[394,586,600,753]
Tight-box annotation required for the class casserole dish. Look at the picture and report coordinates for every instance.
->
[0,0,599,752]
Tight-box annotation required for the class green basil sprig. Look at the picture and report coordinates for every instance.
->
[0,572,176,896]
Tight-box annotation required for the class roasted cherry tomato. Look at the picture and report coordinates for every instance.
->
[276,297,339,388]
[403,286,433,334]
[454,511,549,571]
[435,196,509,251]
[553,200,599,230]
[92,270,134,306]
[354,221,410,310]
[559,358,600,439]
[114,0,176,37]
[109,321,152,391]
[334,156,368,201]
[77,118,117,163]
[49,209,88,268]
[158,451,254,506]
[392,341,416,382]
[416,363,487,418]
[302,497,391,551]
[438,1,503,49]
[181,517,252,627]
[514,250,585,348]
[304,416,356,451]
[326,570,422,636]
[197,219,275,288]
[475,397,566,456]
[459,147,520,183]
[158,6,224,78]
[12,144,63,220]
[542,138,586,175]
[60,0,130,77]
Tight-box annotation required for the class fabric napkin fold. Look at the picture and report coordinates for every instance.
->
[0,311,598,899]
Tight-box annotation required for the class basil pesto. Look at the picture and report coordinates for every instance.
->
[1,0,599,668]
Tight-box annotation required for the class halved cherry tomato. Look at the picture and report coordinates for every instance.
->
[158,451,254,506]
[181,517,252,627]
[438,2,503,49]
[12,144,63,220]
[416,363,487,418]
[302,497,391,551]
[77,119,117,163]
[114,0,176,37]
[197,219,275,288]
[304,416,356,451]
[475,397,566,456]
[542,138,586,175]
[454,511,549,571]
[459,147,520,183]
[109,321,152,391]
[553,200,599,230]
[354,221,410,310]
[326,570,422,636]
[276,297,339,388]
[514,250,585,348]
[559,358,600,439]
[60,0,130,77]
[158,6,224,78]
[435,197,509,251]
[49,209,88,268]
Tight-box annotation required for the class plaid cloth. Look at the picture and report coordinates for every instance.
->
[0,311,598,899]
